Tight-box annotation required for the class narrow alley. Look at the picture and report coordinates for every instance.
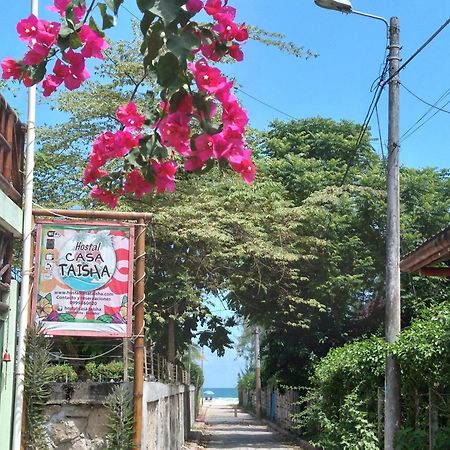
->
[199,403,304,450]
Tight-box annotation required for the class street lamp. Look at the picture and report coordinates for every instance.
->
[314,2,401,450]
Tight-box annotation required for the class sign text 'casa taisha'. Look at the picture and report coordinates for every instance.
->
[32,220,134,337]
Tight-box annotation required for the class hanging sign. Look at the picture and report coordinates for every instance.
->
[32,220,134,337]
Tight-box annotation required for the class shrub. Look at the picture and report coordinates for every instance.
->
[104,384,134,450]
[85,360,130,381]
[395,428,427,450]
[301,391,379,450]
[237,369,256,391]
[47,364,78,382]
[24,326,52,450]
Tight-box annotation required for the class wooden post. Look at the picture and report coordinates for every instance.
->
[133,218,146,449]
[123,338,129,382]
[429,388,438,450]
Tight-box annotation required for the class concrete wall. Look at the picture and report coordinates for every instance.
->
[43,381,196,450]
[142,381,196,450]
[0,280,19,450]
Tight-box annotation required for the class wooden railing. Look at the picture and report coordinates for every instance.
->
[0,95,25,206]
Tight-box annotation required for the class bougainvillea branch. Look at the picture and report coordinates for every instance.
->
[2,0,256,206]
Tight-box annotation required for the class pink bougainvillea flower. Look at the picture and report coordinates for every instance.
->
[214,19,248,42]
[61,50,90,90]
[214,128,246,163]
[113,130,139,156]
[158,112,191,156]
[43,20,61,37]
[228,43,244,61]
[83,165,108,184]
[189,59,227,94]
[222,99,248,132]
[16,14,41,42]
[186,0,204,13]
[78,25,109,60]
[89,131,116,167]
[184,133,215,171]
[116,102,145,132]
[199,41,221,62]
[204,0,236,21]
[1,59,24,80]
[124,170,153,198]
[90,186,119,208]
[47,0,69,14]
[151,159,178,193]
[48,0,86,22]
[42,74,63,96]
[23,43,51,65]
[22,75,35,87]
[22,22,59,66]
[204,0,222,16]
[229,149,256,184]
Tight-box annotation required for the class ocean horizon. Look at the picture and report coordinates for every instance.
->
[203,387,238,399]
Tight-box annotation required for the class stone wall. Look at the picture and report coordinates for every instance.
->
[44,381,196,450]
[44,382,123,450]
[45,403,108,450]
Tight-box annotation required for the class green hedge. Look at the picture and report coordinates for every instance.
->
[85,361,132,382]
[294,302,450,449]
[47,363,78,382]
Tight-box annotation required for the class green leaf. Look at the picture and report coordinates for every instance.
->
[166,30,200,62]
[45,293,52,303]
[31,62,47,83]
[127,146,146,167]
[97,314,113,323]
[141,21,165,61]
[197,158,215,174]
[59,24,74,38]
[140,11,157,35]
[169,89,188,113]
[88,17,105,36]
[137,0,184,25]
[121,295,128,306]
[98,3,116,29]
[105,0,124,15]
[156,52,180,87]
[137,0,155,13]
[58,313,75,322]
[69,32,83,49]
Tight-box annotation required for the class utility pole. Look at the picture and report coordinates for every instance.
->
[254,326,261,419]
[385,16,401,450]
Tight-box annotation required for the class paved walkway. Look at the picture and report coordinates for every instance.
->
[202,403,304,450]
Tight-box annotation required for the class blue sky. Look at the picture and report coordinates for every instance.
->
[2,1,450,387]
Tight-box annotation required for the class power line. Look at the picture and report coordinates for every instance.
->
[400,86,450,143]
[400,82,450,114]
[340,61,388,185]
[375,104,386,162]
[234,87,298,121]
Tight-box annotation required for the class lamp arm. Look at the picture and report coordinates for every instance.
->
[352,9,389,35]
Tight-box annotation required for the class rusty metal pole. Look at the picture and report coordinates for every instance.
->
[133,218,146,449]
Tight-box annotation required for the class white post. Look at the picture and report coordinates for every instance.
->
[12,1,38,448]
